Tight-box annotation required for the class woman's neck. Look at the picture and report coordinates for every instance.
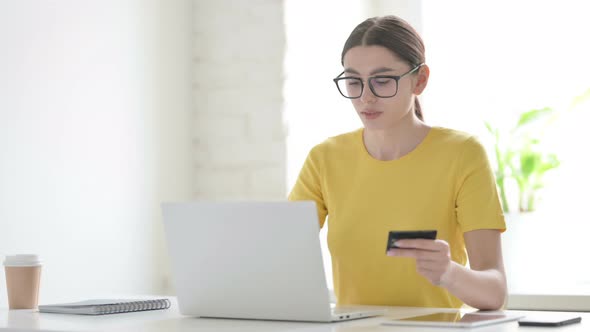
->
[363,117,431,161]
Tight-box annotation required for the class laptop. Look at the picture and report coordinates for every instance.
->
[162,200,385,322]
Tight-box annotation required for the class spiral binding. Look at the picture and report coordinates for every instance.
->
[93,299,171,315]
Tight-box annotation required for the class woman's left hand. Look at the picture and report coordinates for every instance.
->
[387,239,455,286]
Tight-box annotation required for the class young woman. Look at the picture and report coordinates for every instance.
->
[289,15,506,310]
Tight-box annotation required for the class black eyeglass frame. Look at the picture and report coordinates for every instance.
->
[333,63,424,99]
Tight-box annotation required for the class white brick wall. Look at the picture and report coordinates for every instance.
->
[192,0,286,199]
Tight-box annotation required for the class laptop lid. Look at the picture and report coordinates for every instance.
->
[162,200,335,322]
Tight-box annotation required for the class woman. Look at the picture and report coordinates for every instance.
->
[288,15,507,310]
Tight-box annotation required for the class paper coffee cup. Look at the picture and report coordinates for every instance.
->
[4,255,42,309]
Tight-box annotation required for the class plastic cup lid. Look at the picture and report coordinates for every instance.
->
[3,254,42,267]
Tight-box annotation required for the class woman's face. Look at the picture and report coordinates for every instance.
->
[342,45,425,130]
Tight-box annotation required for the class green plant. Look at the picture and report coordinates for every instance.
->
[485,108,559,213]
[486,88,590,213]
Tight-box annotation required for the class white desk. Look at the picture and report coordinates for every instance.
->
[1,298,588,332]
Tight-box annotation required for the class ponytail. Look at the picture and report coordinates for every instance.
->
[414,98,424,121]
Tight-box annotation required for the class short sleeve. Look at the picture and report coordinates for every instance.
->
[455,137,506,233]
[288,147,328,228]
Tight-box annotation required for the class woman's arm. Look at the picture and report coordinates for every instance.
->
[443,229,507,309]
[388,229,507,310]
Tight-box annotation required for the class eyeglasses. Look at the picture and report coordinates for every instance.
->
[333,64,424,99]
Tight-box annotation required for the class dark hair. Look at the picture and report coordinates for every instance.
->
[341,15,426,121]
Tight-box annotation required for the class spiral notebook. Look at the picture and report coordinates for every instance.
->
[39,298,171,315]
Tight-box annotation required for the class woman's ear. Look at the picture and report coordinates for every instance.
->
[413,64,430,95]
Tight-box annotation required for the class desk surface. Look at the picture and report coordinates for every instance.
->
[1,297,588,332]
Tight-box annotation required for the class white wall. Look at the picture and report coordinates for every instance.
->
[0,0,192,305]
[192,0,287,200]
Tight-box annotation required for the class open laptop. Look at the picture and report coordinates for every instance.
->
[161,200,385,322]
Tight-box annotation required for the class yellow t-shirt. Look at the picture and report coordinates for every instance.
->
[288,127,506,308]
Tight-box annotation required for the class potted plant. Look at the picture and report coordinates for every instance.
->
[485,107,559,213]
[485,88,590,213]
[486,90,589,291]
[485,107,562,291]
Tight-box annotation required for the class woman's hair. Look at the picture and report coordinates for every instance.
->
[341,15,426,121]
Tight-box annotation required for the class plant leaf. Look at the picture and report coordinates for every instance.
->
[516,107,554,128]
[520,152,540,179]
[537,154,560,173]
[569,88,590,111]
[484,121,500,142]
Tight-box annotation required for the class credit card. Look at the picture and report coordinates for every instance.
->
[386,230,437,252]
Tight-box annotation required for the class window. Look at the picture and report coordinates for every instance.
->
[422,0,590,293]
